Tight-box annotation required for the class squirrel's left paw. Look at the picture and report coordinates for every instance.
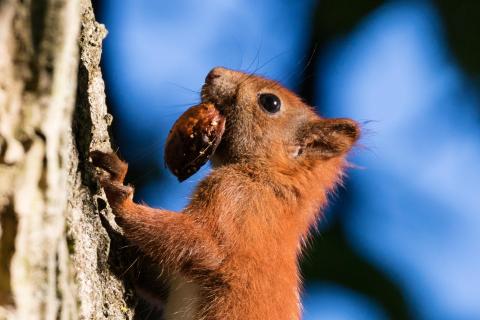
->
[90,150,128,183]
[90,151,133,207]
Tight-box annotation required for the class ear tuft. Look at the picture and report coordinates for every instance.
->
[296,118,360,159]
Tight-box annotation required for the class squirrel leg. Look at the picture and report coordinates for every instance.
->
[117,204,224,275]
[91,151,223,275]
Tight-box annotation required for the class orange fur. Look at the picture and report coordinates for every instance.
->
[91,67,360,320]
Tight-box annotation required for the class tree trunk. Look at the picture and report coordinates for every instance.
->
[0,0,133,319]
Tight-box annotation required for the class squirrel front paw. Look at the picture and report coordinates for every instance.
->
[90,151,133,208]
[90,150,129,183]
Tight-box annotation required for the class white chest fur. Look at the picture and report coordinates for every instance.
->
[164,274,201,320]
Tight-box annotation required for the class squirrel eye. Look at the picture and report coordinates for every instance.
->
[258,93,281,113]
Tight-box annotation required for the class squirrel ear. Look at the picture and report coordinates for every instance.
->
[295,118,360,159]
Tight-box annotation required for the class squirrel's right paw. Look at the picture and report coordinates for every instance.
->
[96,173,134,208]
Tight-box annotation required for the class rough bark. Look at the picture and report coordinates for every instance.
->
[0,0,132,319]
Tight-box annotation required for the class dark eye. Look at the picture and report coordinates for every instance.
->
[258,93,281,113]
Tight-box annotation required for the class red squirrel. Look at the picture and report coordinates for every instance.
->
[91,67,360,320]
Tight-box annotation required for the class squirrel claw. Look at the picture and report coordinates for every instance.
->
[96,172,134,208]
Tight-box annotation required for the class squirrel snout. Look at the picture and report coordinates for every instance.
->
[205,68,222,84]
[205,67,238,83]
[202,67,240,107]
[205,67,235,87]
[204,67,242,86]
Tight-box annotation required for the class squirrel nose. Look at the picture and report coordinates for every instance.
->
[203,67,242,104]
[205,68,222,84]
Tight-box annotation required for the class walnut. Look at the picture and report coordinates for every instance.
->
[165,103,225,181]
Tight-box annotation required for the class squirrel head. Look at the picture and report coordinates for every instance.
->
[201,67,360,168]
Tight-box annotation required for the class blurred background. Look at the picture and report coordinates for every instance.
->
[92,1,480,319]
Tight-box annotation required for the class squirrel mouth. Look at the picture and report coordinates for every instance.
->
[200,70,220,106]
[200,83,215,105]
[200,86,236,116]
[200,83,224,111]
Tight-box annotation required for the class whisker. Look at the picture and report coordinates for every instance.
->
[165,81,201,95]
[231,34,245,70]
[251,49,291,75]
[245,39,263,73]
[238,50,292,87]
[120,256,139,277]
[127,137,165,165]
[280,43,319,87]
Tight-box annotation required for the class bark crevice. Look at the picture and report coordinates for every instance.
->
[0,201,17,307]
